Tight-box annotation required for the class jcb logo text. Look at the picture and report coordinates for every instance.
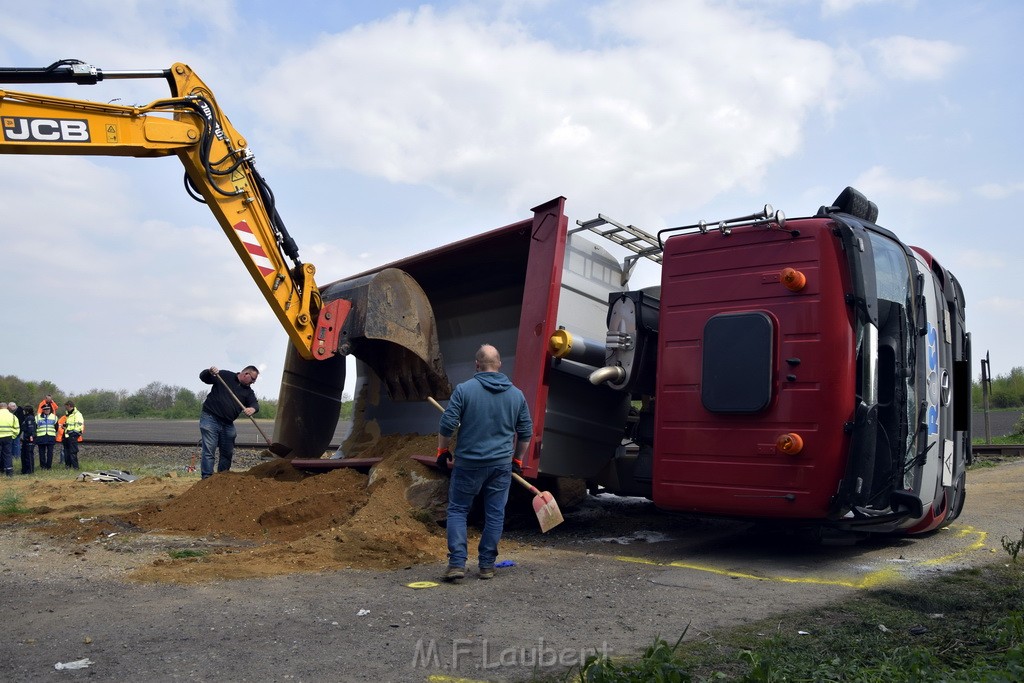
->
[2,117,90,142]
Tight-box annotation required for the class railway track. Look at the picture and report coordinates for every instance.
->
[81,419,351,450]
[64,415,1024,455]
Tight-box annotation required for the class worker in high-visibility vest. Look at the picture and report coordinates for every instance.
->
[62,401,85,470]
[35,403,59,470]
[0,401,20,477]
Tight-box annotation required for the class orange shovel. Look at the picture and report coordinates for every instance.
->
[427,396,563,533]
[511,472,564,533]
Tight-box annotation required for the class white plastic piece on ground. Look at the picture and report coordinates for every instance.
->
[54,658,93,670]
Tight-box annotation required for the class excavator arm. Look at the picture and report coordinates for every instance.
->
[0,60,342,360]
[0,60,450,405]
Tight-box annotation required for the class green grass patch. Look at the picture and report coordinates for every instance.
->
[1003,529,1024,563]
[974,434,1024,446]
[0,488,30,514]
[546,563,1024,683]
[167,549,207,559]
[969,459,1000,470]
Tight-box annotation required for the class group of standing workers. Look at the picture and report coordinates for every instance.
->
[0,394,85,477]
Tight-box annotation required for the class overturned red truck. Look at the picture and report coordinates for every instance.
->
[281,188,971,536]
[0,62,967,534]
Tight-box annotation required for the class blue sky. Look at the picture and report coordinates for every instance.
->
[1,0,1021,399]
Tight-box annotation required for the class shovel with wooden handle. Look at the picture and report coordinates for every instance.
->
[427,396,563,532]
[511,472,564,533]
[214,372,292,457]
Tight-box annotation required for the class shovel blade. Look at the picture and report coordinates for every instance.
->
[532,492,564,533]
[269,442,292,458]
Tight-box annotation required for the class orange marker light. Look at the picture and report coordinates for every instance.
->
[780,267,806,291]
[776,432,804,455]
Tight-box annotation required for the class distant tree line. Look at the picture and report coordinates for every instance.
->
[0,375,280,419]
[974,366,1024,409]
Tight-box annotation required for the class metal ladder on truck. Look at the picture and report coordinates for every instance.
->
[571,214,663,286]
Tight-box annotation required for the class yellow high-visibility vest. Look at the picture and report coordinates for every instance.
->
[0,409,18,439]
[65,409,85,436]
[36,413,58,438]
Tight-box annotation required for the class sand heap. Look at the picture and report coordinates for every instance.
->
[123,434,450,583]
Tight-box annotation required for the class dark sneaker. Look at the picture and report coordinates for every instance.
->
[478,566,495,580]
[444,566,465,582]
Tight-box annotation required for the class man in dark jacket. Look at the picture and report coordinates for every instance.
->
[437,344,532,582]
[198,365,260,479]
[15,405,36,474]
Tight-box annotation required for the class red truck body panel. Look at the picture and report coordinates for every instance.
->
[652,219,857,518]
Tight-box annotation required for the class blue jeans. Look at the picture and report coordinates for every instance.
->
[446,461,512,569]
[200,412,237,479]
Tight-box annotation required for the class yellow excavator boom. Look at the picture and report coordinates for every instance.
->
[0,60,341,360]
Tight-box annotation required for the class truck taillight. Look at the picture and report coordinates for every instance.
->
[776,433,804,455]
[780,267,806,291]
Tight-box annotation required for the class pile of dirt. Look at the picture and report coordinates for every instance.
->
[0,433,465,583]
[123,460,370,542]
[122,433,450,582]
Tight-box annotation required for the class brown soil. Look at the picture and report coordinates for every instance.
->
[3,434,454,584]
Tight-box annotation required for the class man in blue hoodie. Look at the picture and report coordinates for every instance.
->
[437,344,533,581]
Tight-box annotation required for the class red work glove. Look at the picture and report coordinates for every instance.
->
[435,448,453,471]
[512,458,523,475]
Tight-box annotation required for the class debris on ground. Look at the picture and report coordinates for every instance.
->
[54,658,93,670]
[76,470,138,483]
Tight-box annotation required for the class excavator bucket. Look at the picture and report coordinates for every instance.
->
[274,267,451,459]
[325,268,451,402]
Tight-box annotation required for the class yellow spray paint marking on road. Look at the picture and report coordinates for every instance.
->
[617,524,988,589]
[919,525,988,566]
[427,676,492,683]
[617,556,899,589]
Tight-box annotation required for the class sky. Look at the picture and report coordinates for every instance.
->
[1,0,1021,400]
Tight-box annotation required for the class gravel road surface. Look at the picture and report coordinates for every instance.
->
[2,445,1022,682]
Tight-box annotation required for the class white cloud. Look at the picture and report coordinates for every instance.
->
[250,1,840,219]
[868,35,964,81]
[979,296,1024,315]
[853,166,959,204]
[974,181,1024,200]
[820,0,911,16]
[956,249,1005,270]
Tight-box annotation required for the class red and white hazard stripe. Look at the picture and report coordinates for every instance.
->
[233,221,275,277]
